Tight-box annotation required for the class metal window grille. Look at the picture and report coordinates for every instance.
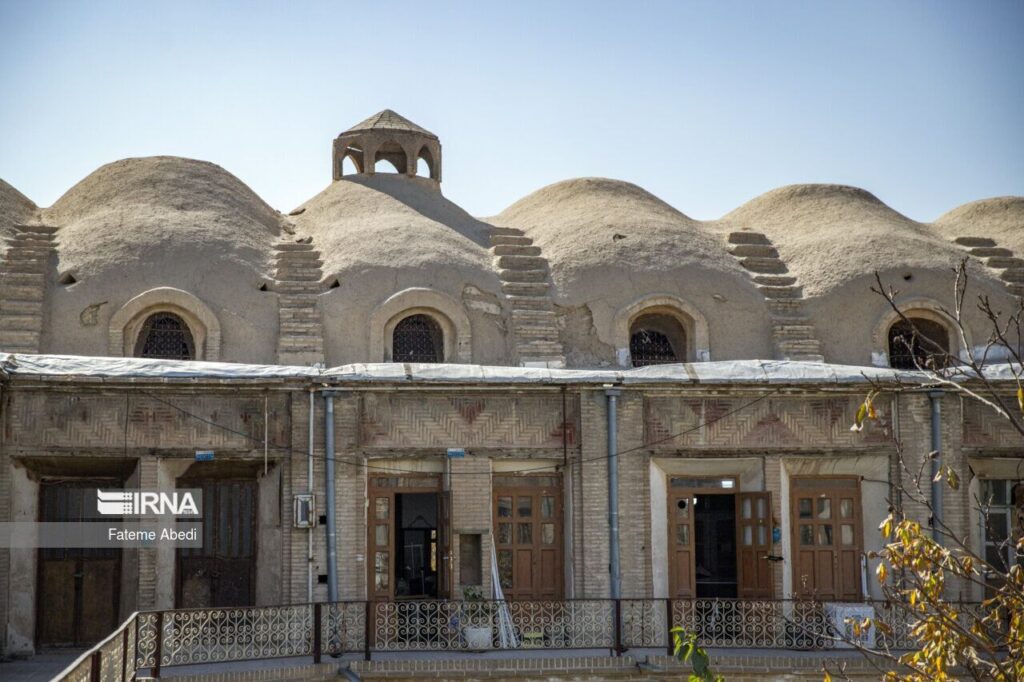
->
[392,314,443,363]
[136,313,196,360]
[887,319,949,370]
[630,328,678,367]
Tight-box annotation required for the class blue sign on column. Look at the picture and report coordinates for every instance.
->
[446,448,465,458]
[195,450,215,462]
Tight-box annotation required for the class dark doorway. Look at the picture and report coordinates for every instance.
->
[176,480,257,608]
[394,493,438,598]
[37,481,122,647]
[693,494,737,598]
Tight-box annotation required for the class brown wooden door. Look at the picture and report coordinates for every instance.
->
[367,475,442,600]
[37,481,121,647]
[668,488,696,598]
[791,477,862,601]
[493,475,563,600]
[736,492,773,598]
[177,480,257,608]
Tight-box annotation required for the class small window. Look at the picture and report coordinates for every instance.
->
[887,318,950,370]
[134,313,195,360]
[629,312,687,366]
[392,314,443,363]
[979,480,1022,573]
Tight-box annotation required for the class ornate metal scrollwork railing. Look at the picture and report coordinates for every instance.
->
[54,597,984,680]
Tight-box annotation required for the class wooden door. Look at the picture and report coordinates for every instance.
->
[668,487,696,598]
[37,481,121,647]
[736,492,773,598]
[177,480,257,608]
[367,475,442,601]
[791,477,862,601]
[493,475,563,600]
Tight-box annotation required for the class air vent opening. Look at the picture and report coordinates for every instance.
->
[58,272,77,286]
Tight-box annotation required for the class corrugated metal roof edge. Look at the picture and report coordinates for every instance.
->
[0,353,1019,387]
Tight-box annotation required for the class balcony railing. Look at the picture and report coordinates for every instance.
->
[54,598,982,681]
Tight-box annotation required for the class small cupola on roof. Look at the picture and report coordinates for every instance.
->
[333,109,442,186]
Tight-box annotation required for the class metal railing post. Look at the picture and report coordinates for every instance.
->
[153,611,164,679]
[121,624,129,682]
[613,599,622,656]
[665,599,674,655]
[313,603,322,664]
[89,650,101,682]
[363,601,372,661]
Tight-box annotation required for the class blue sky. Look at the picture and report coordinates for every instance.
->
[1,1,1022,219]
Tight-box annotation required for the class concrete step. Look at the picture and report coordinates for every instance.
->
[954,236,996,248]
[492,244,542,257]
[999,269,1024,284]
[727,231,771,245]
[986,257,1024,269]
[502,281,549,296]
[970,247,1013,258]
[0,299,43,315]
[507,295,552,310]
[0,285,44,302]
[489,235,533,247]
[489,227,525,237]
[495,254,547,270]
[730,244,778,258]
[740,257,787,274]
[497,268,548,283]
[753,275,797,286]
[759,285,802,300]
[275,241,317,251]
[0,315,40,331]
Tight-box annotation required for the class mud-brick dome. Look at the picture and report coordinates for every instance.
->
[333,110,442,184]
[933,197,1024,254]
[39,156,286,361]
[291,173,507,364]
[492,178,776,361]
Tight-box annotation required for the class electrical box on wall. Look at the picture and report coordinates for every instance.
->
[294,494,316,528]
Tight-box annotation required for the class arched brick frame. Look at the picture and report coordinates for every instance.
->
[109,287,221,361]
[870,298,968,367]
[611,294,711,366]
[369,288,472,363]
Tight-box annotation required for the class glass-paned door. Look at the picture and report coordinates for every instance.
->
[791,477,862,601]
[493,475,563,600]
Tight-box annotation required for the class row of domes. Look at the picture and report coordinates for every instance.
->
[3,155,1022,298]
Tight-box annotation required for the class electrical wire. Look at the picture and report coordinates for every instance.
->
[139,388,782,477]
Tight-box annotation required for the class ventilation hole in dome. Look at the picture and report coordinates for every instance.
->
[58,272,77,286]
[903,273,913,281]
[329,279,340,289]
[258,282,268,291]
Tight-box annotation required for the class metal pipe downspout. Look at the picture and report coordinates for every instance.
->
[308,389,315,603]
[928,390,943,545]
[324,394,339,602]
[606,388,622,599]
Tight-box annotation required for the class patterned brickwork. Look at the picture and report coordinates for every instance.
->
[0,224,57,354]
[763,456,785,598]
[449,456,493,596]
[333,395,366,600]
[616,392,651,598]
[645,395,892,449]
[360,394,576,449]
[137,458,158,610]
[4,392,290,450]
[578,392,610,597]
[962,396,1022,448]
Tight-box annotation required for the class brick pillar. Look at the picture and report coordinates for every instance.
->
[333,395,365,601]
[763,455,785,598]
[0,453,10,656]
[617,392,651,598]
[578,391,610,597]
[137,457,159,610]
[449,456,493,597]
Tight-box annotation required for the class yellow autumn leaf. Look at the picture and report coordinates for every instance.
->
[1017,386,1023,415]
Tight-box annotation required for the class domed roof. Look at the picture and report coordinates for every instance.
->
[292,174,496,285]
[933,196,1024,253]
[341,109,437,139]
[45,156,283,277]
[719,184,981,298]
[0,179,39,258]
[491,177,748,304]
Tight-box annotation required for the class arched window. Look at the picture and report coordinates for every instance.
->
[629,312,687,366]
[887,318,950,369]
[373,140,408,174]
[417,146,436,179]
[392,314,443,363]
[134,313,196,360]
